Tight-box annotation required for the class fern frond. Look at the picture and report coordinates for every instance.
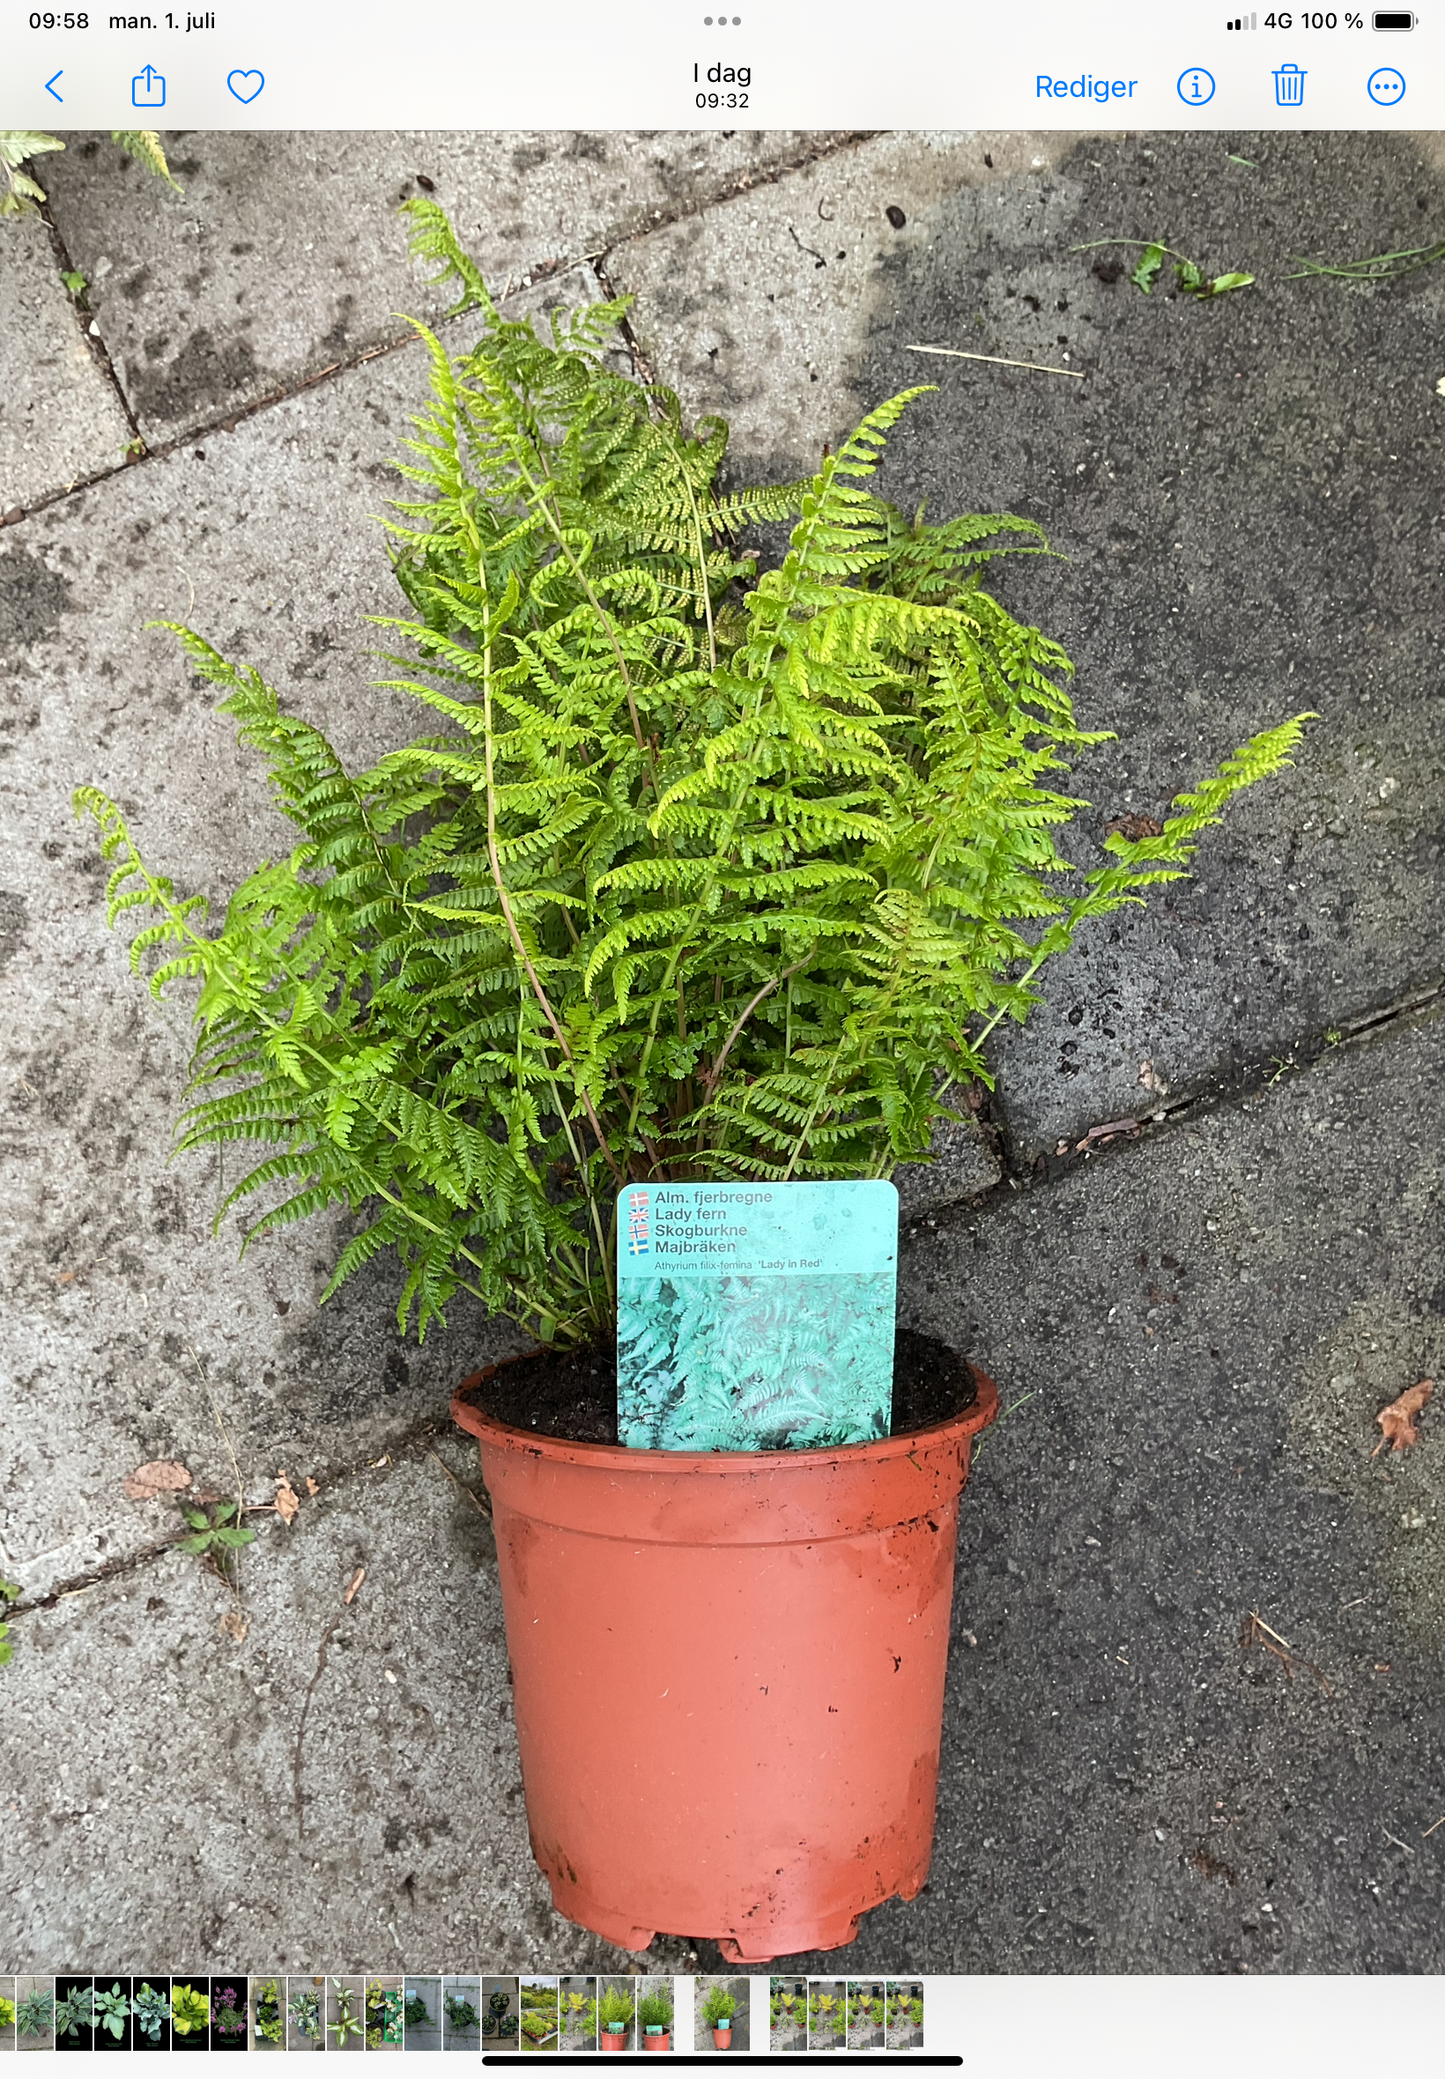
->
[78,209,1311,1347]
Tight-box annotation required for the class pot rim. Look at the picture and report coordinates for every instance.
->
[451,1355,998,1471]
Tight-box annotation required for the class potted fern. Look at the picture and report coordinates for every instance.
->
[637,1987,673,2053]
[79,204,1308,1963]
[596,1985,633,2053]
[699,1984,736,2049]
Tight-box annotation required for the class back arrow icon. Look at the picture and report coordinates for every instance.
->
[45,70,63,99]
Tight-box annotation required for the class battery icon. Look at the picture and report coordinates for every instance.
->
[1372,9,1415,23]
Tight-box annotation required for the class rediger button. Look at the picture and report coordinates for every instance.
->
[1036,73,1138,100]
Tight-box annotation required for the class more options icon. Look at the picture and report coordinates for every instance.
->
[1367,65,1406,101]
[1176,66,1216,103]
[131,63,164,106]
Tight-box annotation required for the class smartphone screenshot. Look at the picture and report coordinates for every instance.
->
[2,0,1441,2065]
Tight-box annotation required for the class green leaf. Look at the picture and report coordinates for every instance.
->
[110,129,181,192]
[1204,270,1255,296]
[175,1533,213,1554]
[0,129,65,167]
[213,1525,255,1547]
[1130,243,1166,293]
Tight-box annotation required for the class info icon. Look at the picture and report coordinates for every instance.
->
[1177,65,1216,103]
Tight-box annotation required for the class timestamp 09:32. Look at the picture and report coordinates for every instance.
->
[694,60,750,106]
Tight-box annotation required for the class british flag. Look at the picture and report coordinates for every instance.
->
[625,1187,651,1257]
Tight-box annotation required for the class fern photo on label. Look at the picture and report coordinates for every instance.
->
[75,200,1312,1376]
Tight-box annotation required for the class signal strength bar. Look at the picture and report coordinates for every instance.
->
[1226,10,1257,23]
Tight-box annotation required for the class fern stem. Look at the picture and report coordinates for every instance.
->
[701,951,814,1105]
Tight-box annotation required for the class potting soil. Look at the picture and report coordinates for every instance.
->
[465,1328,978,1445]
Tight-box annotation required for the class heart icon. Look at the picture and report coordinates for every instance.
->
[226,68,264,102]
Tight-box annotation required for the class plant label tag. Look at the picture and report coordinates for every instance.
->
[615,1179,898,1451]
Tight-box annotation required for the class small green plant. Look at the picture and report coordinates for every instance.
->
[520,2007,556,2042]
[482,1986,515,2040]
[364,1979,403,2047]
[886,1990,922,2032]
[54,1986,95,2042]
[701,1985,736,2027]
[597,1985,634,2034]
[77,204,1308,1368]
[254,1979,284,2045]
[0,128,179,217]
[808,1990,844,2040]
[444,1991,481,2036]
[0,1994,13,2030]
[214,1986,247,2040]
[16,1988,53,2039]
[130,1983,169,2044]
[288,1988,321,2042]
[174,1496,255,1577]
[328,1981,364,2048]
[170,1983,210,2037]
[564,1988,595,2038]
[93,1983,130,2041]
[637,1988,673,2031]
[0,1576,20,1666]
[403,1988,433,2033]
[1075,237,1254,299]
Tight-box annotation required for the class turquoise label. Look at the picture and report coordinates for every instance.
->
[616,1180,898,1452]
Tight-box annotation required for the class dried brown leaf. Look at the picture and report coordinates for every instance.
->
[1374,1378,1433,1454]
[342,1565,365,1606]
[220,1608,249,1643]
[274,1470,300,1525]
[123,1458,193,1502]
[305,1476,319,1497]
[1106,812,1164,841]
[1137,1058,1171,1096]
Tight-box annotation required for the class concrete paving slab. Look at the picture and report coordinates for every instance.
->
[0,276,606,1603]
[40,130,854,451]
[614,129,1445,1159]
[0,213,134,513]
[3,129,1440,1988]
[0,1446,664,1973]
[776,1001,1444,1971]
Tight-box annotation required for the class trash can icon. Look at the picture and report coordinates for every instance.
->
[1273,61,1306,103]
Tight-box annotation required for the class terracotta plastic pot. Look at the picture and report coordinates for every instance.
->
[712,2025,733,2047]
[453,1362,997,1961]
[599,2028,628,2052]
[642,2029,671,2051]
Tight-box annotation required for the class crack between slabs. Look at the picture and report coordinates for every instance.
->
[37,201,144,450]
[910,973,1445,1235]
[2,1412,473,1620]
[1,130,875,532]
